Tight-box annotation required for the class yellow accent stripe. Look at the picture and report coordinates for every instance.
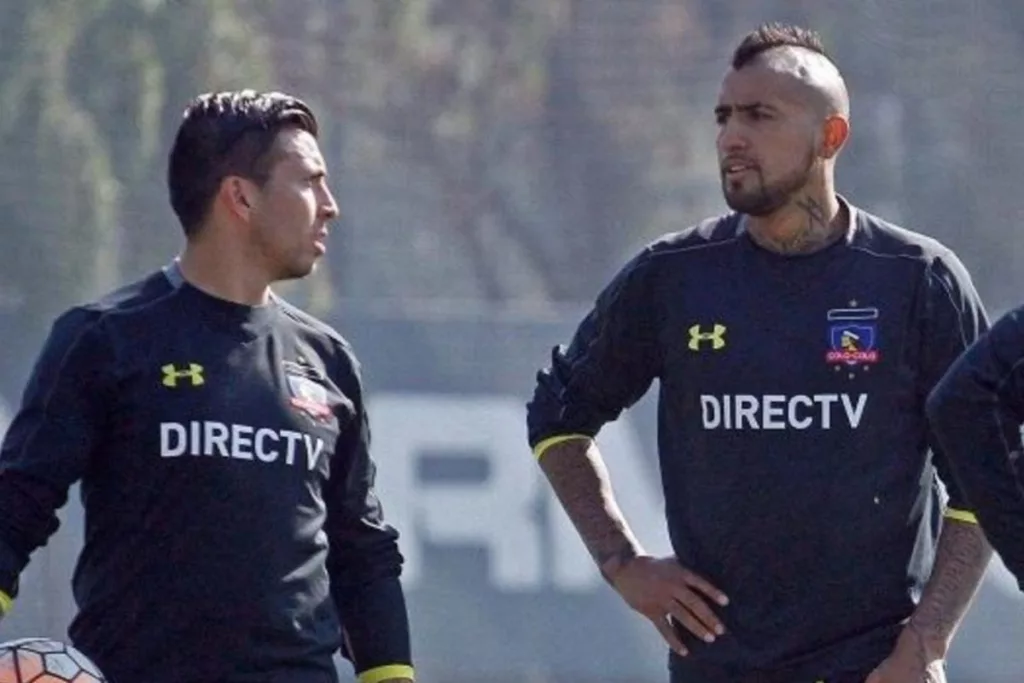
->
[0,590,12,615]
[532,434,592,461]
[944,508,979,524]
[358,664,414,683]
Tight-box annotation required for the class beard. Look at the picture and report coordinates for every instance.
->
[721,151,815,217]
[251,224,318,283]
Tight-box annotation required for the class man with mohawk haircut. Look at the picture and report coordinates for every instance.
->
[528,23,991,683]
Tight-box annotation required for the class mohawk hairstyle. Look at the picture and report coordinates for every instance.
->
[731,23,832,70]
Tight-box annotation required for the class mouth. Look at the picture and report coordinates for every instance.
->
[313,230,328,255]
[721,160,758,179]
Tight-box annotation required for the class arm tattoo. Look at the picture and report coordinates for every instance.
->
[909,519,992,652]
[538,438,642,583]
[751,196,846,255]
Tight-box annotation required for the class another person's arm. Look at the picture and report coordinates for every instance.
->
[927,305,1024,585]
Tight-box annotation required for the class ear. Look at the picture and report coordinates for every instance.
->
[819,115,850,160]
[218,176,258,221]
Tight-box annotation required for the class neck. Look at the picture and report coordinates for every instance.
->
[177,234,272,307]
[745,192,847,255]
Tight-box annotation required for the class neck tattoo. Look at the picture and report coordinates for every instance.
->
[751,197,847,255]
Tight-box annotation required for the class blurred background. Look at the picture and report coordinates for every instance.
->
[2,0,1024,681]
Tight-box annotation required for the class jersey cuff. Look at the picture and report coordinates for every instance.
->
[358,664,414,683]
[532,434,592,461]
[944,508,978,524]
[0,589,12,615]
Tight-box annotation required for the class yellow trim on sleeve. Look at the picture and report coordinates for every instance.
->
[0,590,12,615]
[944,508,979,524]
[532,433,592,461]
[358,664,415,683]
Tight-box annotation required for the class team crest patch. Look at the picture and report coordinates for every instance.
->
[826,306,880,366]
[284,362,332,422]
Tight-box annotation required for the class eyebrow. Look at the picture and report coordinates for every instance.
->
[714,102,779,117]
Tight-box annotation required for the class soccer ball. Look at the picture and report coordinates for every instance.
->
[0,638,104,682]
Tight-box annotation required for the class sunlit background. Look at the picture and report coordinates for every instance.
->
[1,1,1023,681]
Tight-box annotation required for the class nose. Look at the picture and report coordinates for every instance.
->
[320,185,340,220]
[717,118,749,155]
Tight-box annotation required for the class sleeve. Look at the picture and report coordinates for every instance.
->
[0,308,112,602]
[324,346,412,682]
[926,306,1024,583]
[526,249,661,458]
[918,250,990,517]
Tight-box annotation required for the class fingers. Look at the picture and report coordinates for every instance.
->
[671,581,729,643]
[651,615,689,657]
[678,567,730,607]
[666,596,720,643]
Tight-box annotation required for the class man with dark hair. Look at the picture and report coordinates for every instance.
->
[0,90,414,683]
[527,23,991,683]
[926,310,1024,589]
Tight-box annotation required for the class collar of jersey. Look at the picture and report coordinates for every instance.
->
[162,260,280,337]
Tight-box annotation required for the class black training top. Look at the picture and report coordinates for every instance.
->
[0,265,410,683]
[927,305,1024,590]
[527,201,986,682]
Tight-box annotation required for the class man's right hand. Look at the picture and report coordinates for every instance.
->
[605,555,729,656]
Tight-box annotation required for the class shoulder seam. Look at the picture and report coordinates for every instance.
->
[925,259,971,350]
[11,312,110,465]
[646,236,742,260]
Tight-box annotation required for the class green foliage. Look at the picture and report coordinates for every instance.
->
[0,0,275,384]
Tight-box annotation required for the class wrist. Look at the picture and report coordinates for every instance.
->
[598,547,642,586]
[905,618,949,660]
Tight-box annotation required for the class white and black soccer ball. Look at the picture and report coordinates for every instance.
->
[0,637,105,682]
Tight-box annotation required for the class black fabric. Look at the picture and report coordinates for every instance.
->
[528,201,988,680]
[0,267,409,682]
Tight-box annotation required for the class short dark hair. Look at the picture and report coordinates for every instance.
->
[167,90,319,237]
[731,23,831,70]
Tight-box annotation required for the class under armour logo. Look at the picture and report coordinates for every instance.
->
[688,324,727,351]
[161,363,205,388]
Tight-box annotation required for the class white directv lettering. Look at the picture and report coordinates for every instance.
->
[699,394,869,430]
[282,431,303,466]
[303,434,324,470]
[762,395,786,430]
[788,395,813,429]
[255,428,279,463]
[204,421,229,457]
[736,395,759,429]
[816,394,838,429]
[231,424,254,460]
[159,421,323,470]
[160,422,187,457]
[842,393,867,428]
[700,395,721,428]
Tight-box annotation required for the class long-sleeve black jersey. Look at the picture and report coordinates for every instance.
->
[527,201,987,682]
[926,306,1024,588]
[0,264,411,683]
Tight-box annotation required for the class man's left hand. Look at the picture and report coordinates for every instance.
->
[865,625,947,683]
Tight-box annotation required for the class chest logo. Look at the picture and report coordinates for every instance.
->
[688,323,727,351]
[161,363,205,388]
[285,364,332,422]
[826,306,880,366]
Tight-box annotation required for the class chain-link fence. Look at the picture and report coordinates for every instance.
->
[2,1,1024,681]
